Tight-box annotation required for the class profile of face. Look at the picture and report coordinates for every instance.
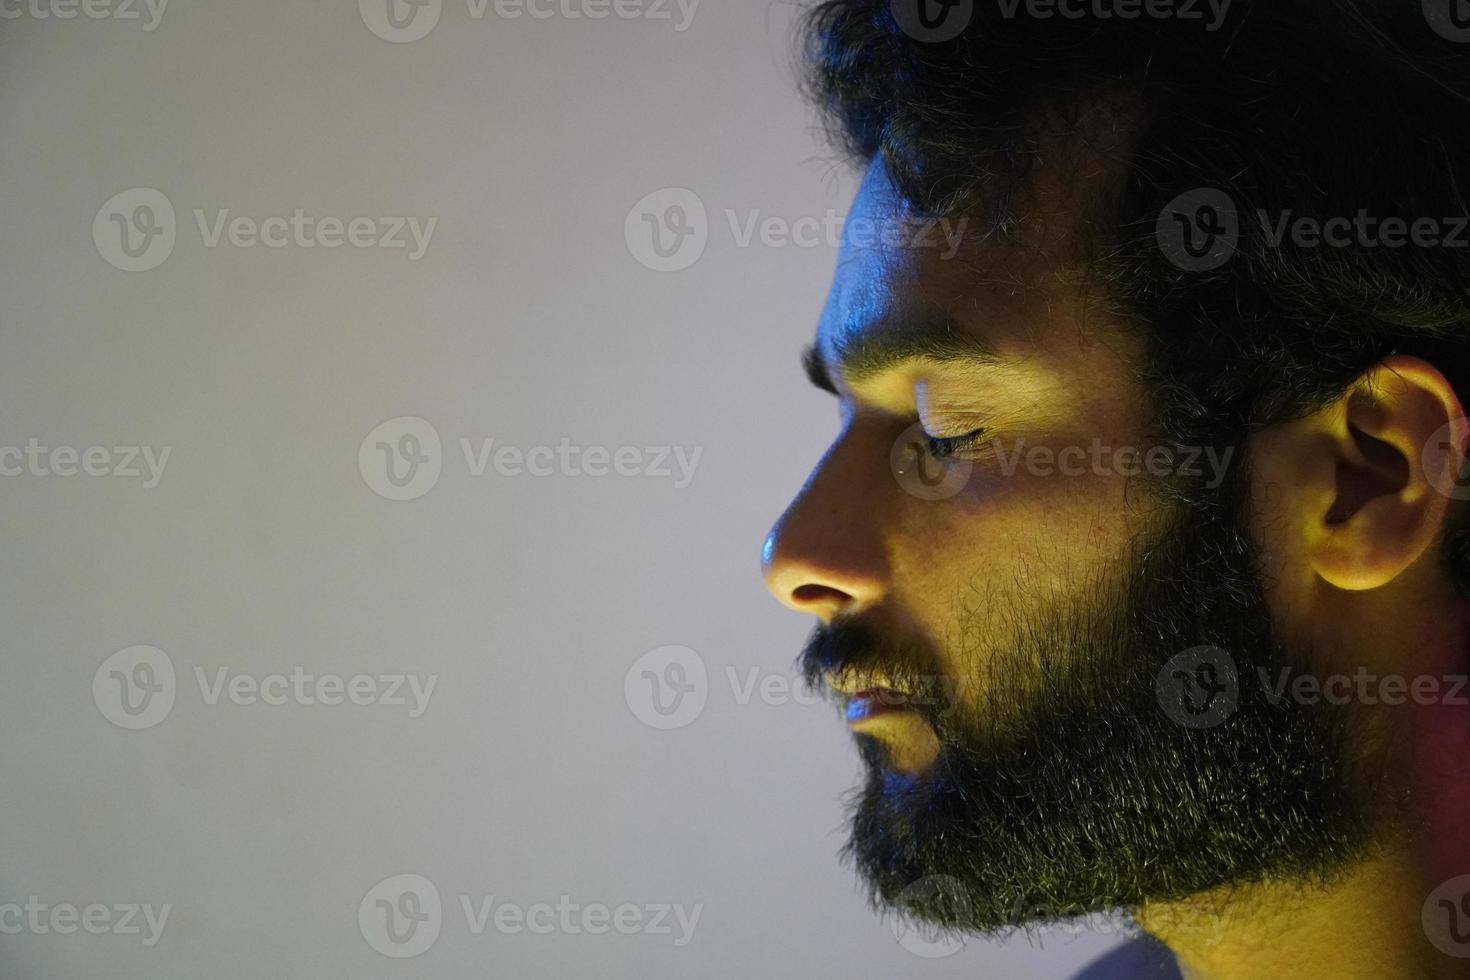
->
[760,162,1397,934]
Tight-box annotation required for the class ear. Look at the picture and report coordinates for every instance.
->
[1304,355,1469,591]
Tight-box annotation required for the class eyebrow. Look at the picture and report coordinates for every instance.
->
[802,309,1004,394]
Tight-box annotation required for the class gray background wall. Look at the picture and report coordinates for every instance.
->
[0,1,1125,975]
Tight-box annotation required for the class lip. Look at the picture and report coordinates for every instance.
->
[845,687,916,727]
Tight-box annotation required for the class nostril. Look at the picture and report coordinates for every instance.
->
[791,583,851,606]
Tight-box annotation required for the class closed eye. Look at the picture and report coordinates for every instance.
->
[921,427,989,459]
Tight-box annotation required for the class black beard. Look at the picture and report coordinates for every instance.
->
[798,448,1394,937]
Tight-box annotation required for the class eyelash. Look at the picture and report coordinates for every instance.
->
[922,427,989,460]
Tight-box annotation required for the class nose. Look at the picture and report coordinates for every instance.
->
[761,438,888,621]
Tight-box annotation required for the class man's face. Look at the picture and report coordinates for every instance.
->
[763,162,1166,764]
[761,162,1378,932]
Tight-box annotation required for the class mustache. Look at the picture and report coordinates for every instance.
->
[798,619,960,715]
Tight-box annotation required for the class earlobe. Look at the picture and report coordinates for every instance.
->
[1310,356,1468,591]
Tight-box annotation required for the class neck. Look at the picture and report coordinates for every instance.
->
[1137,848,1454,980]
[1138,662,1470,980]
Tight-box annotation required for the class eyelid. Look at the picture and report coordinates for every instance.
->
[914,378,993,425]
[918,411,992,438]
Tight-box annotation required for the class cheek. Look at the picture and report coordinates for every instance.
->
[1247,432,1324,650]
[884,460,1156,644]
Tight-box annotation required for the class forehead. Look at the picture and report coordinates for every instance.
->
[820,166,941,350]
[818,163,1077,377]
[811,159,1152,428]
[817,92,1143,371]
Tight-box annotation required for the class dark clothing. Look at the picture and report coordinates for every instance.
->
[1073,936,1185,979]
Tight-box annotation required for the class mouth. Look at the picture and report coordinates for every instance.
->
[844,686,918,729]
[821,670,921,727]
[837,683,941,773]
